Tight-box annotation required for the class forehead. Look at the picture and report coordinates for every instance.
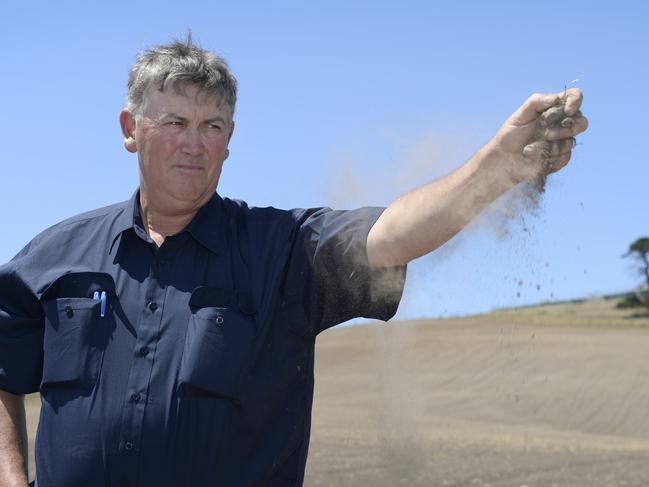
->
[141,84,231,119]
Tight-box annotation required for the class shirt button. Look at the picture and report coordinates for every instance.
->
[148,302,158,312]
[124,441,134,451]
[137,346,150,357]
[130,393,141,403]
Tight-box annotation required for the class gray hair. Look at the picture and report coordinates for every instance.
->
[126,35,237,119]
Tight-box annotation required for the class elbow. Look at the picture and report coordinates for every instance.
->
[366,226,409,269]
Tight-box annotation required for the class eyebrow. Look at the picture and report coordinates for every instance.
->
[204,116,227,125]
[162,113,228,125]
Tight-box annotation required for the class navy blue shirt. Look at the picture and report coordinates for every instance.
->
[0,191,405,486]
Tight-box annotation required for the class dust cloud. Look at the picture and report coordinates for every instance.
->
[324,130,459,210]
[323,126,550,271]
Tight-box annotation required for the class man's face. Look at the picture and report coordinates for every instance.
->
[121,84,234,211]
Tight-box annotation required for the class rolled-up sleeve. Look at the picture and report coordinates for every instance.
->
[292,206,407,334]
[0,256,44,394]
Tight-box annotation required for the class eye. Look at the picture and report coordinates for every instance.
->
[207,123,223,131]
[160,118,184,127]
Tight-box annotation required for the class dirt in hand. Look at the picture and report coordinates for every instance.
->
[528,95,581,192]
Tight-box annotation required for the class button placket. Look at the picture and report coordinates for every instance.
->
[118,261,168,461]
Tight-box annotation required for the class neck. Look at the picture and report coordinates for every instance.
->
[139,192,201,247]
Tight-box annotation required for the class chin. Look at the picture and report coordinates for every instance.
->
[167,184,214,205]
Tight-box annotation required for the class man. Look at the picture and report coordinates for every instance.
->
[0,38,587,487]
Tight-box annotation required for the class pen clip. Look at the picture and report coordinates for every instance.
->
[100,291,107,318]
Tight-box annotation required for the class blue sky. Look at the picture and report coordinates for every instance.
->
[1,1,647,319]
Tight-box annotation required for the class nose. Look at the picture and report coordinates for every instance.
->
[181,127,204,156]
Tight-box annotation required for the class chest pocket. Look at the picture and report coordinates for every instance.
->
[40,272,116,391]
[179,287,257,403]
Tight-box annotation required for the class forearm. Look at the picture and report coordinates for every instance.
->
[0,389,29,487]
[367,145,515,267]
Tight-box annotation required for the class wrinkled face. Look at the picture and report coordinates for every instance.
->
[121,84,234,211]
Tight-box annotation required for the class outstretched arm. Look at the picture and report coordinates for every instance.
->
[367,89,588,268]
[0,389,29,487]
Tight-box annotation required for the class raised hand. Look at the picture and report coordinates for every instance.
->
[489,88,589,185]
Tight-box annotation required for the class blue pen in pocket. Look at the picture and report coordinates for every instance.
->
[100,291,107,318]
[93,291,107,318]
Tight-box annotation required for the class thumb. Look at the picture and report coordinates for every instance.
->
[508,93,560,125]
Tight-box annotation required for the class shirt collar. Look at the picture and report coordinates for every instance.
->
[109,190,140,254]
[185,192,225,255]
[108,189,225,255]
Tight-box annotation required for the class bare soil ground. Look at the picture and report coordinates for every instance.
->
[24,298,649,486]
[306,298,649,486]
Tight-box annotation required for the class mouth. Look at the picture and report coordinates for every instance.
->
[172,164,205,173]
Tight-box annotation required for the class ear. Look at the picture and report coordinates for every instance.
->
[119,109,138,153]
[227,120,235,144]
[223,120,235,161]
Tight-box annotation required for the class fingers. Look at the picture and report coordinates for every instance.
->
[558,111,583,127]
[522,140,572,176]
[523,138,575,160]
[538,105,566,126]
[547,151,571,173]
[562,87,583,117]
[523,137,574,174]
[510,87,584,126]
[546,115,589,140]
[509,93,560,125]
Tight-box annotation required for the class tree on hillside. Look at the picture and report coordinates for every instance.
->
[620,237,649,309]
